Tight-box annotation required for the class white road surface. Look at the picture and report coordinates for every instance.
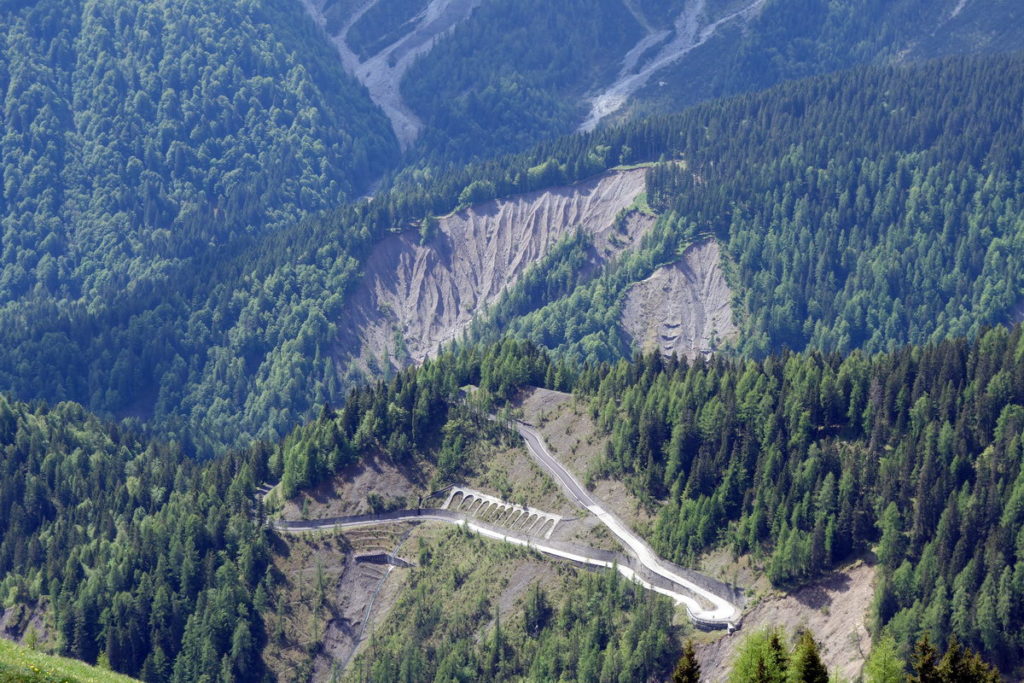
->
[515,421,740,624]
[275,511,731,623]
[277,418,742,626]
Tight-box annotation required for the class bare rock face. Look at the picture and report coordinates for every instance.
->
[336,168,652,371]
[620,239,737,359]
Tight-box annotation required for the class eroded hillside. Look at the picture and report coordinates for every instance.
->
[336,168,653,372]
[621,239,737,358]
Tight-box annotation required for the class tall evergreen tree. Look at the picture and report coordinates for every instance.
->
[787,631,829,683]
[673,640,701,683]
[910,637,942,683]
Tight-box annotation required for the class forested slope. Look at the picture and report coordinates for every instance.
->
[0,395,273,681]
[0,338,559,680]
[580,324,1024,669]
[0,0,398,452]
[3,51,1024,456]
[4,327,1024,676]
[274,325,1024,674]
[470,53,1024,363]
[278,325,1024,672]
[0,0,396,305]
[626,0,1024,123]
[357,0,1024,166]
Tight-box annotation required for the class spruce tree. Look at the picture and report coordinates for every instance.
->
[673,640,701,683]
[938,638,1001,683]
[909,637,941,683]
[787,631,829,683]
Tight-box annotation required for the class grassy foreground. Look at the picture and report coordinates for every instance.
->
[0,639,138,683]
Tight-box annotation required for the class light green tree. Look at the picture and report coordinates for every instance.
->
[863,633,903,683]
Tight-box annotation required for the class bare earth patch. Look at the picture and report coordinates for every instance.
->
[336,168,653,374]
[281,451,432,521]
[0,602,51,649]
[265,523,421,682]
[465,444,577,517]
[695,561,876,681]
[621,239,737,359]
[518,386,653,533]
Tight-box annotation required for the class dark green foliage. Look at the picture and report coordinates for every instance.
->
[578,322,1024,667]
[496,53,1024,363]
[490,208,700,364]
[7,52,1024,455]
[0,0,399,454]
[276,337,559,494]
[0,394,272,681]
[936,638,1001,683]
[908,636,1001,683]
[522,583,550,637]
[788,631,829,683]
[0,0,396,304]
[356,533,677,683]
[672,640,701,683]
[635,0,1024,118]
[401,0,643,163]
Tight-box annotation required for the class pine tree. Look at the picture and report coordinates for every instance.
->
[909,637,941,683]
[673,640,701,683]
[863,634,904,683]
[938,637,1001,683]
[787,631,829,683]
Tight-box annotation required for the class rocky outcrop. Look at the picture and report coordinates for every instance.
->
[335,168,652,371]
[620,239,737,359]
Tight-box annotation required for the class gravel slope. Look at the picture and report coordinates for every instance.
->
[621,239,737,359]
[336,168,652,371]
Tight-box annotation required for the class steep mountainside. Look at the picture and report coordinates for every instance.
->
[482,54,1024,366]
[336,168,653,372]
[624,0,1024,122]
[0,53,1021,458]
[620,239,737,359]
[3,321,1024,679]
[297,0,1024,165]
[277,325,1024,676]
[0,0,397,305]
[297,0,484,150]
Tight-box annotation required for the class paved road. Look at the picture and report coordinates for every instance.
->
[275,510,708,612]
[516,421,740,626]
[274,421,742,628]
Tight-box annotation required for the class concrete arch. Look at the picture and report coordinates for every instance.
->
[440,486,562,539]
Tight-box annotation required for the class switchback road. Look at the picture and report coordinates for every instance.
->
[275,418,742,628]
[515,420,741,626]
[274,510,725,621]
